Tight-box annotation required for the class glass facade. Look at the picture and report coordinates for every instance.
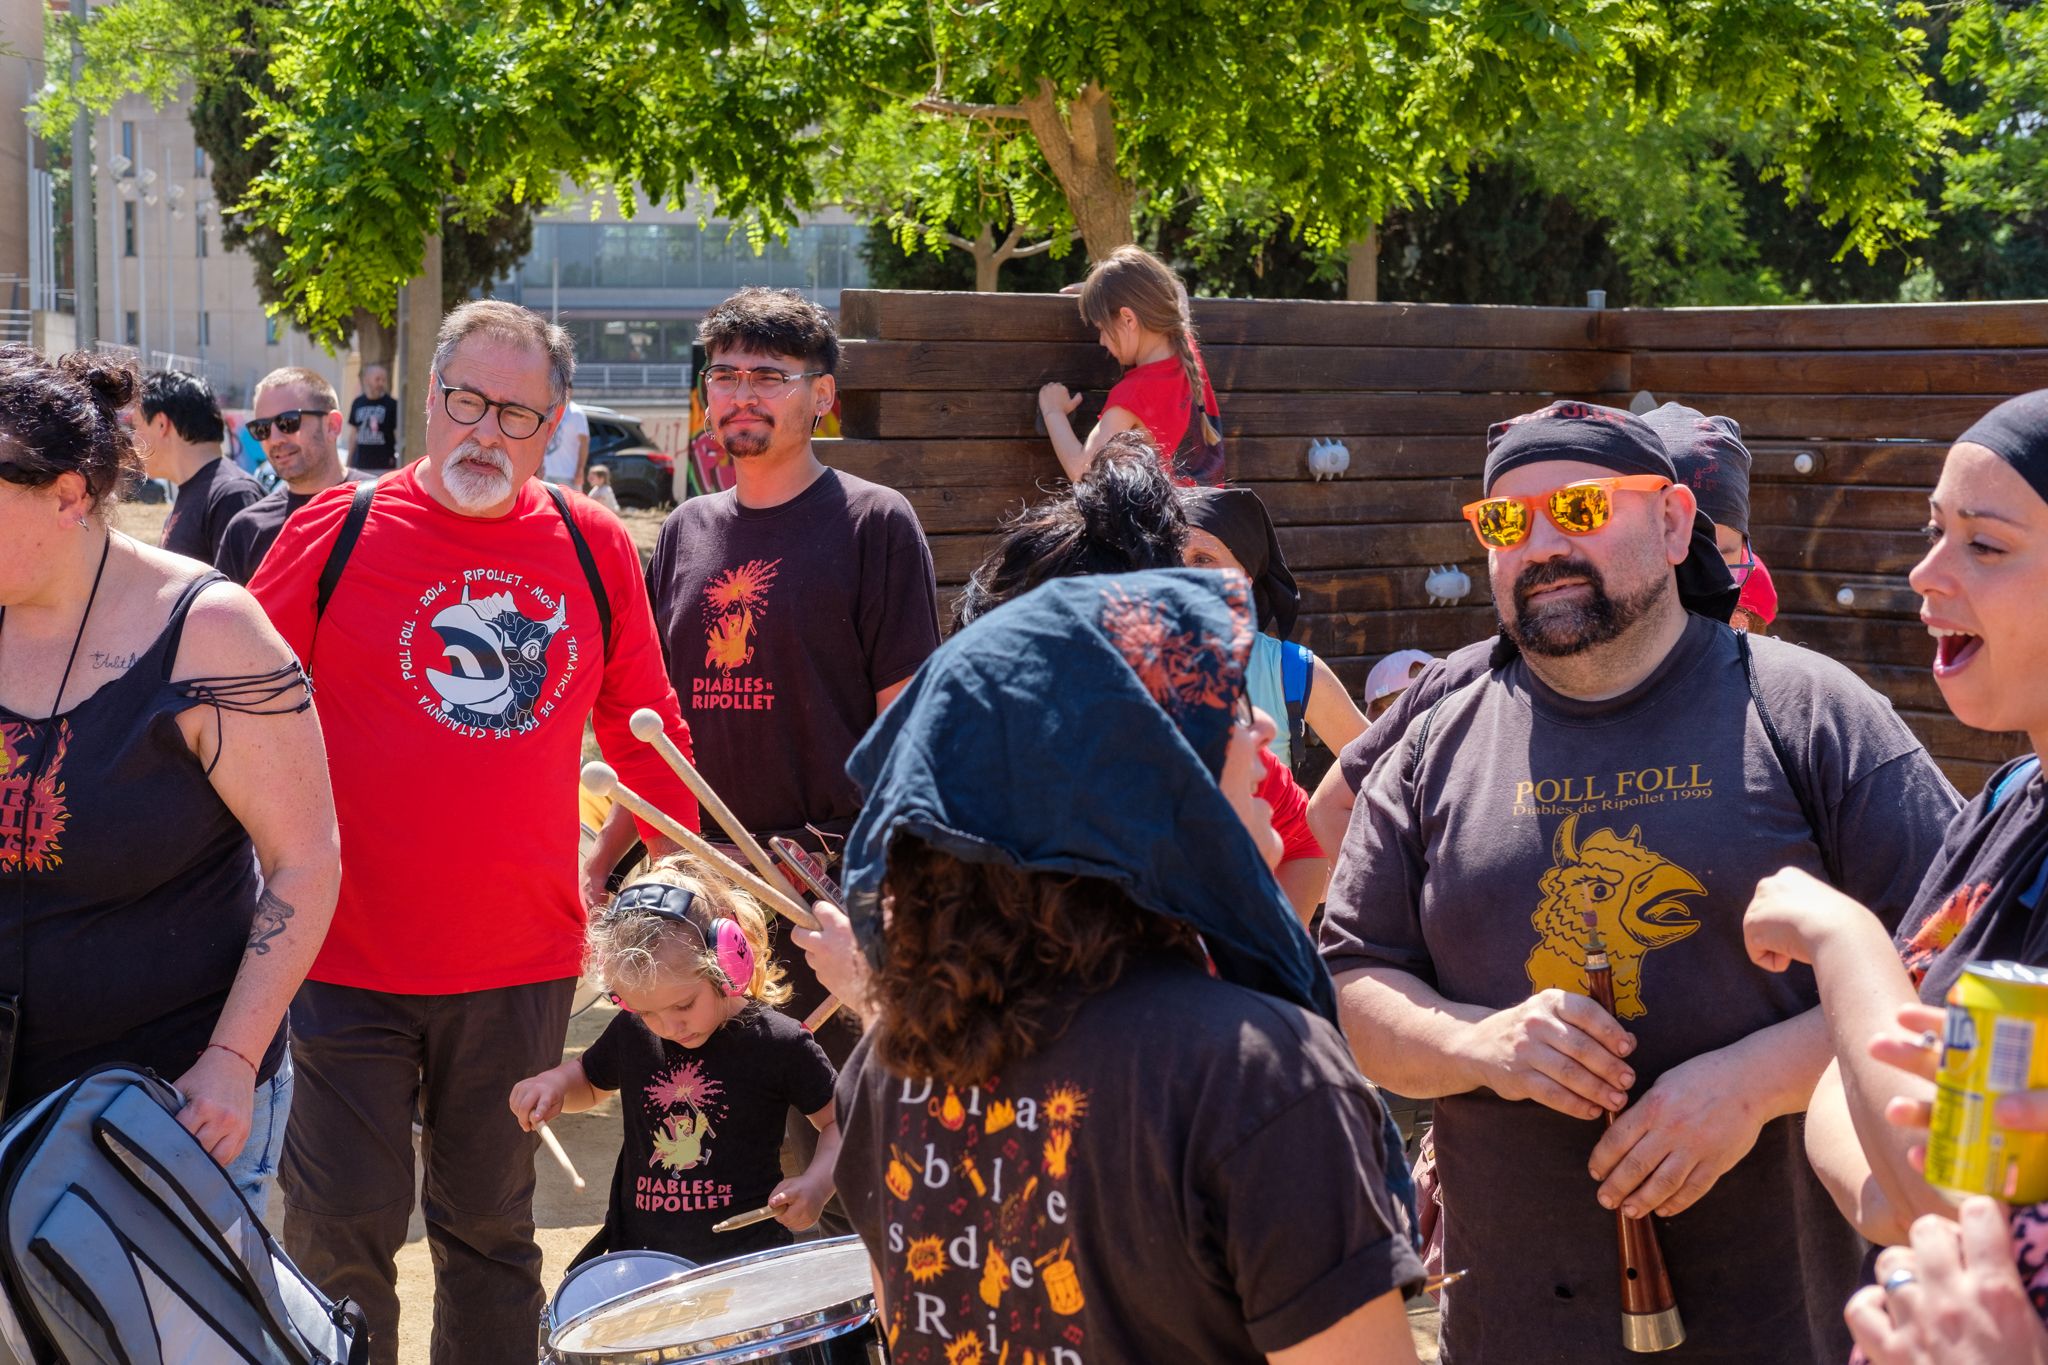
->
[516,221,870,295]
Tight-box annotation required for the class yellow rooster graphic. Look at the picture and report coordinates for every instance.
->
[701,559,780,673]
[1525,814,1704,1019]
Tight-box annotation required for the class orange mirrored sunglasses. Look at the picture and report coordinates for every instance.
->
[1461,475,1672,550]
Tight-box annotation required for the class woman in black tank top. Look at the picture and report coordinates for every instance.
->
[0,349,338,1195]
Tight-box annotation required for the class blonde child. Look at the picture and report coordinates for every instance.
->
[1038,245,1225,487]
[510,854,840,1268]
[583,464,622,513]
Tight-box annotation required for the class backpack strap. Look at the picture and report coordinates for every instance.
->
[1738,632,1842,889]
[542,483,613,656]
[1992,756,2042,812]
[313,479,378,626]
[1280,641,1312,770]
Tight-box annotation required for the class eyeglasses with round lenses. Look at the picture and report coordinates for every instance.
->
[246,408,333,442]
[436,378,548,440]
[1461,475,1672,550]
[701,365,825,400]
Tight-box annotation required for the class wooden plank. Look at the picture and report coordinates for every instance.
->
[1897,710,2033,765]
[1277,522,1479,571]
[1750,526,1932,576]
[1632,349,2048,396]
[827,435,1488,486]
[1750,485,1933,532]
[839,341,1630,394]
[1938,757,2004,799]
[1750,443,1948,488]
[842,390,1625,441]
[1296,607,1498,660]
[1640,393,2009,441]
[1298,565,1494,614]
[1771,612,1941,667]
[1606,301,2048,352]
[840,290,1604,350]
[1769,570,1922,619]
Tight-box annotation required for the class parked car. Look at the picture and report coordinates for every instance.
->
[583,405,676,509]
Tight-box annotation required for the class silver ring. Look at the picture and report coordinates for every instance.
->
[1918,1029,1941,1052]
[1883,1268,1918,1294]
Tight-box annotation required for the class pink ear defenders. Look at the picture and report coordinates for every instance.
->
[611,882,756,997]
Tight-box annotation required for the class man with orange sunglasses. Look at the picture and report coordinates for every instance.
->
[1318,401,1957,1364]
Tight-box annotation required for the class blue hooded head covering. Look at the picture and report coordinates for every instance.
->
[840,569,1336,1024]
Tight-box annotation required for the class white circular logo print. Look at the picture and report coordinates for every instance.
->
[398,569,583,737]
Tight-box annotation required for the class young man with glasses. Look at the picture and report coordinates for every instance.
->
[215,367,370,584]
[139,368,262,564]
[626,286,940,1078]
[245,300,698,1365]
[1320,401,1958,1364]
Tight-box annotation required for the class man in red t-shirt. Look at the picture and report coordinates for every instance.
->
[249,300,699,1365]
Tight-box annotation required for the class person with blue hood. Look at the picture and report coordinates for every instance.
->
[828,570,1424,1364]
[1320,401,1958,1363]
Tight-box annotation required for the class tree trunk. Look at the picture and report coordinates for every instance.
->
[1347,230,1380,302]
[399,233,443,462]
[352,307,396,369]
[972,225,1001,292]
[1020,80,1137,261]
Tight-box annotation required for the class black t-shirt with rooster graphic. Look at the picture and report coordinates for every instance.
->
[644,468,940,1027]
[1321,614,1957,1365]
[577,1003,836,1267]
[835,956,1422,1363]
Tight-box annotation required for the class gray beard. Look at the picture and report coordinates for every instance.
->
[442,442,514,510]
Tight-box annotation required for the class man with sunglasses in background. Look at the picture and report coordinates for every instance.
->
[246,300,698,1365]
[215,367,372,584]
[1319,401,1957,1363]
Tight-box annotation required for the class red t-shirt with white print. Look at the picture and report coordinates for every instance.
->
[250,465,700,994]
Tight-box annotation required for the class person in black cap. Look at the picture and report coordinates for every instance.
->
[1320,400,1958,1363]
[1640,402,1781,633]
[1182,486,1367,776]
[832,570,1424,1364]
[1740,391,2048,1322]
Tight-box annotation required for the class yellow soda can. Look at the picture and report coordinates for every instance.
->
[1927,960,2048,1202]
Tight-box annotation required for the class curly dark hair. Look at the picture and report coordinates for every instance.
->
[870,836,1202,1088]
[954,431,1185,627]
[0,346,142,507]
[697,287,840,374]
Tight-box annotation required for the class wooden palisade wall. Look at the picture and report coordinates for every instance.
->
[830,291,2048,794]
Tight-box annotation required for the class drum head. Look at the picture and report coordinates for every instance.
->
[549,1251,698,1337]
[551,1236,874,1363]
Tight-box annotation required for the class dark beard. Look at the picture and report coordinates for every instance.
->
[1504,557,1670,657]
[718,412,773,458]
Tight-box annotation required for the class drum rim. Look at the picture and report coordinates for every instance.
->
[547,1251,703,1339]
[549,1235,875,1360]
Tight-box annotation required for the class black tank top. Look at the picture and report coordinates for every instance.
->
[0,572,281,1110]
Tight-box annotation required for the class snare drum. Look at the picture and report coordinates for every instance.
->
[548,1236,883,1364]
[543,1251,698,1362]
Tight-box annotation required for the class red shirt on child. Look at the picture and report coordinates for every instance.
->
[1103,350,1223,486]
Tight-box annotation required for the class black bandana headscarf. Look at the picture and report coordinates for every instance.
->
[1181,487,1300,639]
[1480,402,1738,664]
[1958,391,2048,509]
[1639,402,1753,536]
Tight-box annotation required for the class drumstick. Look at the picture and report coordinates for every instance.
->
[629,709,805,907]
[713,1203,781,1233]
[803,997,842,1033]
[581,762,820,932]
[535,1121,586,1191]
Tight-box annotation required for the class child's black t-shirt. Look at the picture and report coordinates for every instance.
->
[578,1003,837,1265]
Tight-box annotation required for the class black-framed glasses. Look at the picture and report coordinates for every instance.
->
[436,378,550,440]
[246,408,332,442]
[701,365,825,400]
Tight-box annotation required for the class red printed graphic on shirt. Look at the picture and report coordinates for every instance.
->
[398,571,580,737]
[694,558,781,713]
[1902,882,1995,987]
[637,1055,735,1213]
[879,1076,1094,1363]
[0,720,69,872]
